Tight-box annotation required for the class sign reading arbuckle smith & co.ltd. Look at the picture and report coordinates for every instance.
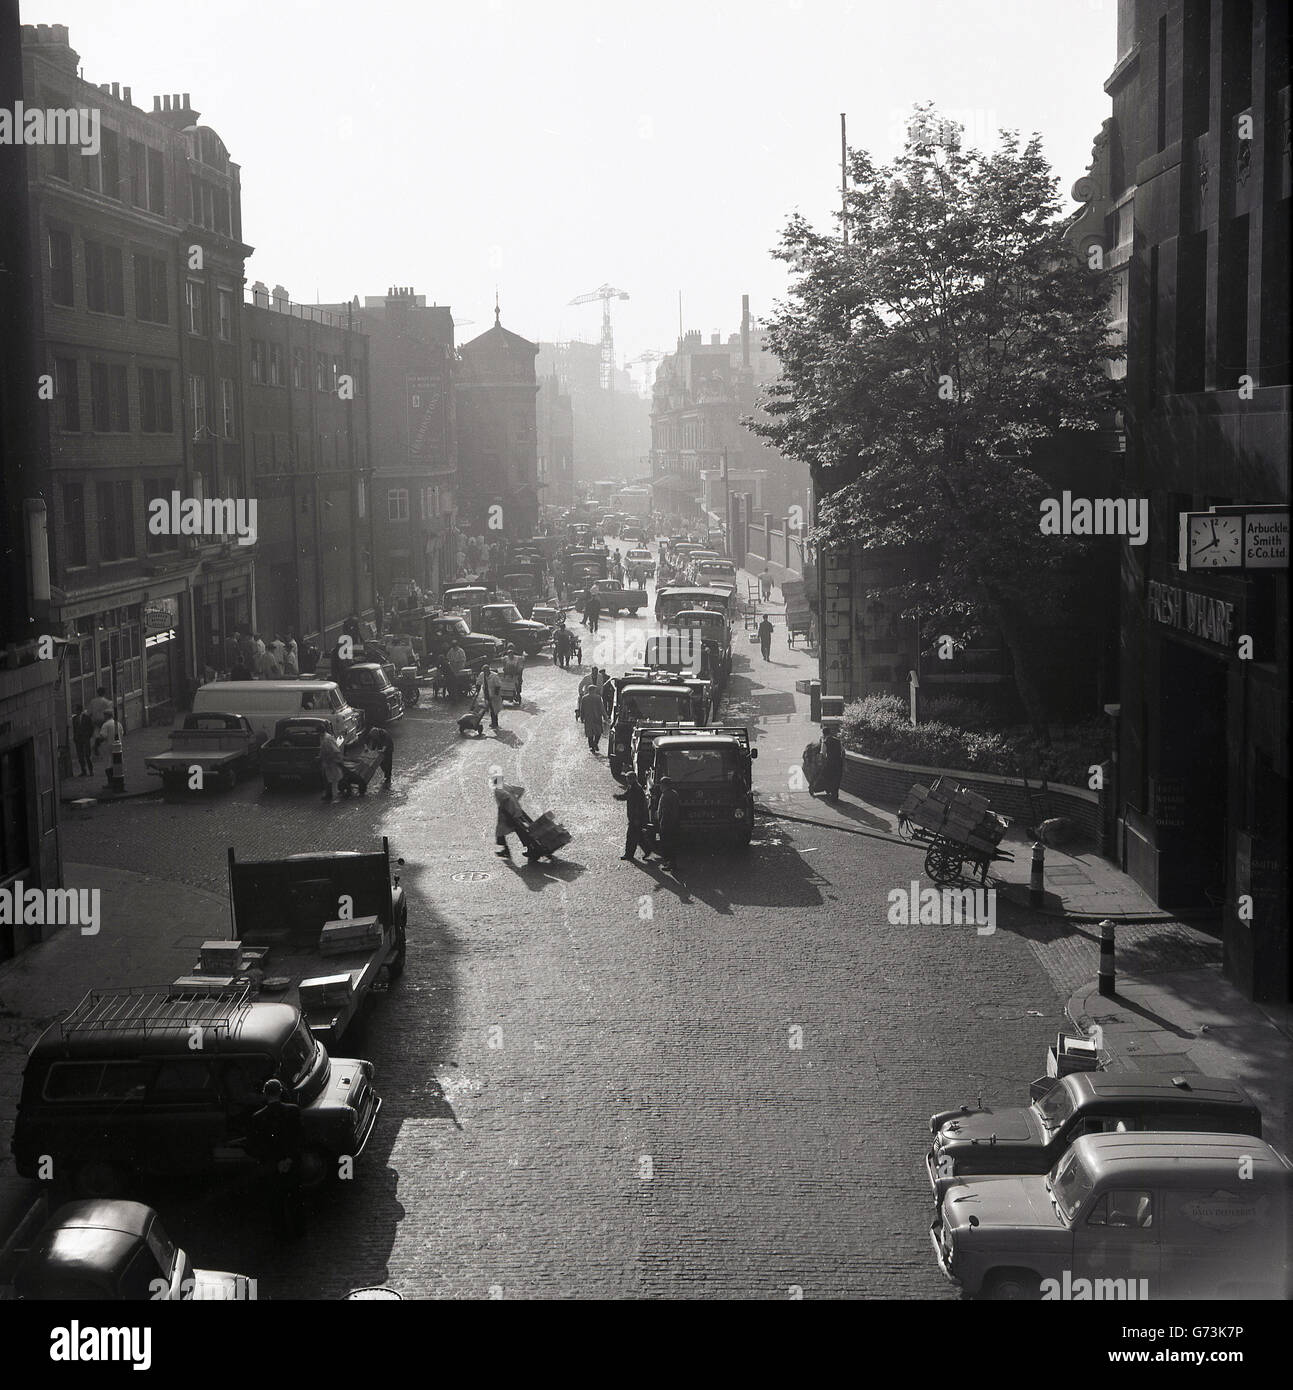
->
[1244,509,1289,569]
[1147,580,1235,650]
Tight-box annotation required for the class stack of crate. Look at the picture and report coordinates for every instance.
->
[904,779,1007,853]
[299,973,355,1010]
[318,916,383,956]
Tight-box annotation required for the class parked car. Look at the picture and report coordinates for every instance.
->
[260,716,379,792]
[305,661,403,728]
[469,602,551,655]
[574,578,647,617]
[928,1073,1263,1197]
[144,712,266,793]
[931,1131,1293,1300]
[624,547,655,577]
[620,525,648,545]
[12,989,382,1197]
[420,612,504,669]
[192,680,362,745]
[8,1199,255,1301]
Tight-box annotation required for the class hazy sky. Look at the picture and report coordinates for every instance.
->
[31,0,1118,386]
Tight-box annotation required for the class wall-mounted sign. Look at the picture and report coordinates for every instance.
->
[1147,579,1235,649]
[1178,506,1288,571]
[142,596,179,635]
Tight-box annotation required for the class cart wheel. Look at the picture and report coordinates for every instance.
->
[925,843,954,886]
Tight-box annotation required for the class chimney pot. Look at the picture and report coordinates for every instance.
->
[111,82,120,99]
[252,280,269,308]
[182,92,190,108]
[123,86,132,105]
[153,95,161,112]
[173,94,181,110]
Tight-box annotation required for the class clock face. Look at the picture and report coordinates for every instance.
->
[1189,514,1243,569]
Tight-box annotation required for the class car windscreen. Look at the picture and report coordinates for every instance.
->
[1049,1146,1095,1223]
[1033,1080,1077,1130]
[620,692,693,721]
[280,1018,321,1089]
[491,606,523,623]
[658,746,740,784]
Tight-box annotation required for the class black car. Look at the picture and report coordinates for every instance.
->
[472,603,550,656]
[422,613,505,668]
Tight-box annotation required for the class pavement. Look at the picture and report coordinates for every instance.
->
[60,721,174,803]
[0,540,1285,1295]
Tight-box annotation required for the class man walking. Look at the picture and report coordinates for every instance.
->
[72,704,95,777]
[652,775,682,872]
[758,613,774,662]
[319,729,345,803]
[579,682,605,754]
[615,770,651,862]
[584,591,601,634]
[760,567,774,602]
[483,663,504,731]
[250,1078,305,1238]
[88,686,112,731]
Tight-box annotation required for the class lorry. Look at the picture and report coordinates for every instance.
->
[632,724,758,848]
[470,602,551,655]
[304,660,404,728]
[144,712,267,793]
[667,608,733,685]
[260,716,381,792]
[420,611,505,669]
[191,840,409,1046]
[575,577,648,617]
[654,585,734,624]
[605,673,702,781]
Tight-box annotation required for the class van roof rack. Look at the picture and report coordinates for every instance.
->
[59,983,252,1037]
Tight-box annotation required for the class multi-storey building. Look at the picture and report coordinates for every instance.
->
[537,370,574,510]
[1109,0,1289,999]
[22,24,255,734]
[317,287,459,601]
[2,10,63,961]
[536,341,649,491]
[243,283,376,649]
[457,308,540,536]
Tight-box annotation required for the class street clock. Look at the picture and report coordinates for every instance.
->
[1187,513,1243,569]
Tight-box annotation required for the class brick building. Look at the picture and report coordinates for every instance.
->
[457,307,540,536]
[317,287,459,601]
[1108,0,1289,998]
[22,24,255,733]
[242,283,376,650]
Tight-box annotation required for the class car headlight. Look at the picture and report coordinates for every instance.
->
[733,808,745,820]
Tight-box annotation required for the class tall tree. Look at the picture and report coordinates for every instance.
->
[753,105,1121,733]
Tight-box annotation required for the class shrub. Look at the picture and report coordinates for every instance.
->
[920,694,1000,729]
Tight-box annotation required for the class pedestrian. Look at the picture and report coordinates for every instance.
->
[252,632,268,677]
[652,775,682,871]
[809,726,844,801]
[480,662,504,731]
[579,682,605,754]
[501,644,524,701]
[319,729,344,803]
[266,635,285,677]
[366,725,394,786]
[585,592,601,634]
[614,770,651,862]
[553,623,572,670]
[250,1078,305,1239]
[72,704,95,777]
[758,613,774,662]
[760,567,773,602]
[94,710,122,760]
[492,777,526,858]
[88,686,112,730]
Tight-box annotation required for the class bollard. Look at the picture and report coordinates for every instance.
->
[1098,919,1116,997]
[1029,840,1045,907]
[106,738,125,794]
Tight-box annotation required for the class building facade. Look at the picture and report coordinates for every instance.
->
[457,309,540,537]
[536,341,649,491]
[22,24,255,735]
[243,283,376,651]
[318,287,459,602]
[1110,0,1289,999]
[536,370,574,510]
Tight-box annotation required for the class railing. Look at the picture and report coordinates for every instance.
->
[59,983,251,1037]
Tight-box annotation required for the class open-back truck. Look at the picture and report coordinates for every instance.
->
[188,840,408,1046]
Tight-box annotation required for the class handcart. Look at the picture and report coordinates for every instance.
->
[510,808,571,862]
[899,777,1012,886]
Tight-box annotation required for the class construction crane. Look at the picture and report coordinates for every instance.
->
[568,283,629,391]
[625,349,666,396]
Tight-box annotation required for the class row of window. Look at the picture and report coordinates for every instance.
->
[50,358,235,439]
[59,473,231,570]
[47,229,236,339]
[247,340,366,395]
[385,488,443,523]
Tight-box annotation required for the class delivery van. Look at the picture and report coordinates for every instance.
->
[191,680,363,744]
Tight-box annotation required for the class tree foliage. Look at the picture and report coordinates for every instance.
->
[752,106,1122,728]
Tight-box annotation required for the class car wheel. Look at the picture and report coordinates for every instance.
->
[983,1270,1041,1301]
[73,1159,130,1198]
[297,1147,336,1189]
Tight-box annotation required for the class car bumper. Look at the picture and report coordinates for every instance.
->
[929,1219,960,1285]
[353,1092,382,1158]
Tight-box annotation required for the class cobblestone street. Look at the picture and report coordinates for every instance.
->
[49,619,1069,1299]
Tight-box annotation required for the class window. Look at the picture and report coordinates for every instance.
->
[1086,1190,1154,1228]
[129,140,165,212]
[147,146,164,213]
[53,357,79,430]
[133,253,168,323]
[217,288,233,341]
[269,343,283,386]
[90,362,129,432]
[387,489,409,521]
[189,375,207,437]
[315,353,327,392]
[293,346,306,388]
[249,340,265,384]
[51,140,69,181]
[220,378,235,438]
[85,241,124,315]
[144,476,177,554]
[47,228,73,306]
[185,279,206,335]
[0,746,31,881]
[99,126,121,200]
[139,367,173,433]
[61,481,87,567]
[96,480,136,561]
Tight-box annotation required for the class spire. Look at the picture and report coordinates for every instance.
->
[494,286,501,327]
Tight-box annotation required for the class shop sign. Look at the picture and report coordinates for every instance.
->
[1243,509,1289,569]
[1147,580,1235,649]
[142,596,179,635]
[1178,505,1288,571]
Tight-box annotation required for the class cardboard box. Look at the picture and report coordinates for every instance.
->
[200,941,241,973]
[319,917,382,955]
[171,975,236,996]
[299,973,354,1009]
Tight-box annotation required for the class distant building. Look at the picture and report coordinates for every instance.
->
[537,370,574,509]
[536,341,649,490]
[22,24,255,729]
[242,283,376,650]
[316,287,459,601]
[457,307,540,536]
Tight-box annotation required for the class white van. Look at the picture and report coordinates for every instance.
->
[190,681,363,744]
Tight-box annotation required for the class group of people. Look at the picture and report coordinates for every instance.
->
[70,687,121,777]
[318,724,395,803]
[614,769,681,871]
[227,629,300,681]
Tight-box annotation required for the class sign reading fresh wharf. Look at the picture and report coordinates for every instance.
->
[1147,580,1235,650]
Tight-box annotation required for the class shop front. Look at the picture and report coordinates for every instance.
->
[142,596,182,724]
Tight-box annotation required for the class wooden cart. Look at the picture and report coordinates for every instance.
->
[900,777,1012,886]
